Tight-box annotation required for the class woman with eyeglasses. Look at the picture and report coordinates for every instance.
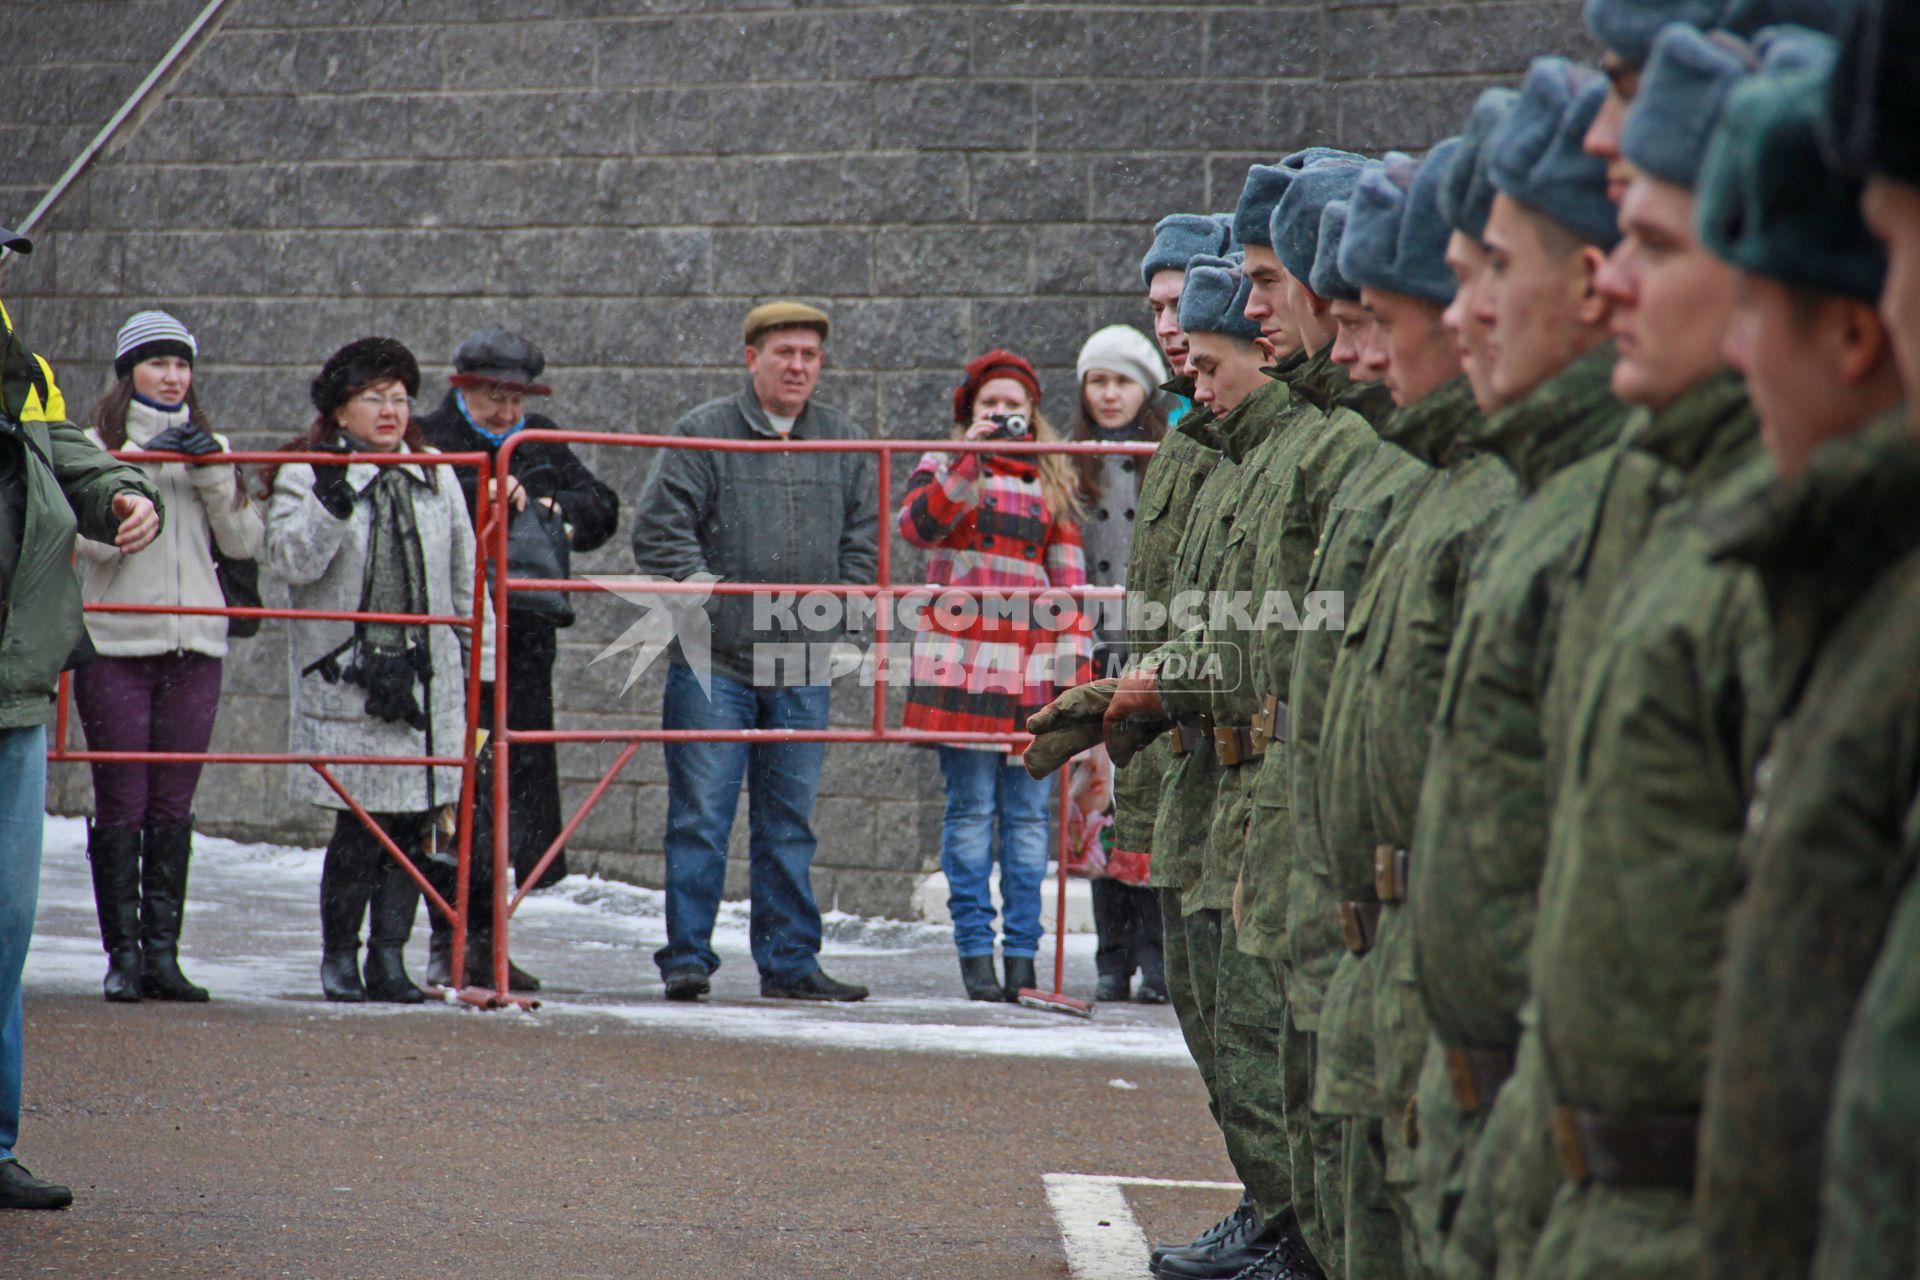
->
[73,310,263,1003]
[416,329,615,992]
[262,338,491,1003]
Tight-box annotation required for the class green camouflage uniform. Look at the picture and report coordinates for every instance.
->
[1148,369,1304,1223]
[1442,374,1750,1280]
[1322,375,1513,1278]
[1273,382,1428,1280]
[1524,377,1770,1280]
[1403,346,1631,1269]
[1690,410,1920,1280]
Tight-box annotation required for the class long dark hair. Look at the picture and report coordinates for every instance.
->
[257,408,432,500]
[89,375,212,449]
[1069,392,1167,502]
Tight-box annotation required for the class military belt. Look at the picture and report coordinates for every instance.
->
[1253,694,1289,749]
[1336,900,1382,955]
[1374,845,1411,903]
[1550,1107,1697,1189]
[1168,720,1212,757]
[1211,725,1265,767]
[1444,1045,1516,1114]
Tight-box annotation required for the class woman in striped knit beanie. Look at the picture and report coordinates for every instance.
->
[898,348,1093,1003]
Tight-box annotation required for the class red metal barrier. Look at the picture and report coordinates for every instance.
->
[48,448,515,1008]
[482,430,1156,1004]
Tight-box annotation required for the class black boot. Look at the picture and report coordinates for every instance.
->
[1156,1209,1299,1280]
[363,860,426,1004]
[959,954,1003,1001]
[1135,941,1169,1003]
[463,929,542,993]
[1152,1192,1256,1269]
[1095,971,1132,1002]
[319,815,377,1003]
[139,823,209,1002]
[1002,955,1037,1002]
[426,912,454,988]
[86,824,144,1003]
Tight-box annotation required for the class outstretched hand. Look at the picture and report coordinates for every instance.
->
[112,492,160,553]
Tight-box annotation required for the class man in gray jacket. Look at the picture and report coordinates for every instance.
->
[631,301,878,1003]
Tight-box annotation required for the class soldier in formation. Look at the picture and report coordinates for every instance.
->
[1027,0,1919,1275]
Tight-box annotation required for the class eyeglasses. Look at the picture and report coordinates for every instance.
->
[471,388,526,410]
[354,393,414,411]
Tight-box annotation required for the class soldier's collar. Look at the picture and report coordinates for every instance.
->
[1216,377,1291,464]
[1629,369,1756,493]
[1469,343,1628,493]
[1377,375,1480,469]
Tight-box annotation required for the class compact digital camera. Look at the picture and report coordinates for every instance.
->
[985,412,1031,440]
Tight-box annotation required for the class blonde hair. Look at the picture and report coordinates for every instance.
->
[952,410,1084,523]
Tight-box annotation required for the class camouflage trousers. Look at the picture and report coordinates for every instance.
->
[1286,1014,1338,1271]
[1523,1182,1698,1280]
[1410,1037,1483,1273]
[1342,1117,1409,1280]
[1162,887,1221,1125]
[1186,907,1294,1222]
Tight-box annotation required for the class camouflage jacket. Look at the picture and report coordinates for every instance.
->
[1409,345,1631,1054]
[1228,353,1385,959]
[1693,410,1920,1280]
[1144,380,1261,894]
[1530,379,1771,1118]
[1110,377,1222,857]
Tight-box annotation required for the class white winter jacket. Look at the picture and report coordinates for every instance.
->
[77,399,265,658]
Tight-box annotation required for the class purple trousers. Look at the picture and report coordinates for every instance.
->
[73,653,222,829]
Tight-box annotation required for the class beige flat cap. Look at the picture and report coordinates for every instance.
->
[743,300,830,346]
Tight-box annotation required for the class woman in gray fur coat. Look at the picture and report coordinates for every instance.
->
[263,337,490,1004]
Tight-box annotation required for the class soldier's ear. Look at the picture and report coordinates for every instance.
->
[1838,297,1893,388]
[1573,244,1612,328]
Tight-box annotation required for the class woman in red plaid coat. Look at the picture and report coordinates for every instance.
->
[899,349,1093,1002]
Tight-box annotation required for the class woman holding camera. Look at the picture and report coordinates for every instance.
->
[263,337,489,1004]
[74,310,263,1004]
[899,348,1092,1002]
[1067,324,1171,1004]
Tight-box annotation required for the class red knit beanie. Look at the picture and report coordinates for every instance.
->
[952,348,1042,424]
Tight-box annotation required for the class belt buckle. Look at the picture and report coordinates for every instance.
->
[1445,1047,1483,1113]
[1336,901,1377,955]
[1212,726,1244,767]
[1374,845,1409,902]
[1550,1107,1591,1183]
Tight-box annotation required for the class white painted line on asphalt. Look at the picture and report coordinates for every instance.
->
[1045,1173,1241,1280]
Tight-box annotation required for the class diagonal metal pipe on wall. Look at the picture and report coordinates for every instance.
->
[0,0,236,268]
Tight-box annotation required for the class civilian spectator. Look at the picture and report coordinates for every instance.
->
[631,301,876,1004]
[900,348,1093,1002]
[74,310,263,1004]
[264,338,489,1005]
[418,328,617,992]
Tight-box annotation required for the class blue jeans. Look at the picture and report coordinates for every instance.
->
[936,745,1052,960]
[656,664,831,985]
[0,725,48,1162]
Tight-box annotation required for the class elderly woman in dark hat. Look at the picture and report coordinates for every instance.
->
[416,329,616,992]
[263,337,492,1003]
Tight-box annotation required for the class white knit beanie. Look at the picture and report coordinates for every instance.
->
[1075,324,1167,398]
[113,310,197,379]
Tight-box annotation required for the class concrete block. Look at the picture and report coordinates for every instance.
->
[970,154,1087,223]
[1208,8,1323,80]
[522,157,677,228]
[668,156,757,225]
[441,23,596,91]
[831,299,970,371]
[750,156,842,224]
[1088,153,1207,225]
[496,226,709,297]
[839,153,968,224]
[830,10,971,79]
[596,18,678,86]
[675,13,834,83]
[1327,5,1478,80]
[874,226,1030,296]
[971,9,1090,78]
[710,227,871,297]
[971,299,1093,376]
[876,372,959,440]
[1334,76,1495,152]
[1475,2,1598,73]
[1034,224,1142,296]
[873,81,1031,152]
[1093,12,1208,80]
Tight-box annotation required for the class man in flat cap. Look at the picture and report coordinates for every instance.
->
[630,301,877,1004]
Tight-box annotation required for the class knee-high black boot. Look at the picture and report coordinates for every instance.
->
[1133,885,1169,1003]
[364,846,426,1005]
[1090,877,1135,1001]
[319,814,379,1002]
[140,822,209,1002]
[87,823,144,1002]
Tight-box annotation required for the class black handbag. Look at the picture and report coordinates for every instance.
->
[212,540,262,638]
[494,498,574,626]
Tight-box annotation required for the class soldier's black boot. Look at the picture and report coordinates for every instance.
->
[1002,955,1037,1002]
[1135,939,1169,1003]
[1151,1192,1255,1270]
[318,819,375,1003]
[86,824,144,1003]
[363,860,426,1004]
[1155,1207,1293,1279]
[139,823,209,1002]
[959,954,1003,1001]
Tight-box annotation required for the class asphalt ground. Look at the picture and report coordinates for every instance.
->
[6,819,1238,1279]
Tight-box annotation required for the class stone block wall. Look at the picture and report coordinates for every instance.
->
[2,0,1592,917]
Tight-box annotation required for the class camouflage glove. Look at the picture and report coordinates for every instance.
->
[1026,678,1119,736]
[1022,720,1105,780]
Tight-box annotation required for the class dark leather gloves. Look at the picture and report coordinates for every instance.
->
[142,423,222,456]
[309,442,356,519]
